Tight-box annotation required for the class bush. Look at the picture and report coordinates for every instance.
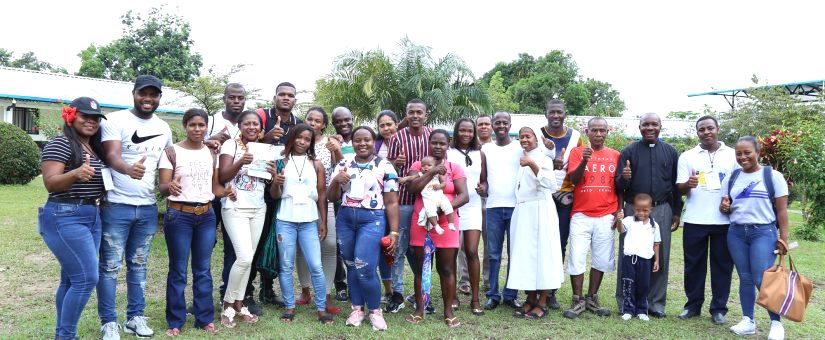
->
[0,122,41,184]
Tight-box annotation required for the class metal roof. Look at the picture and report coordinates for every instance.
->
[0,66,194,114]
[688,79,825,110]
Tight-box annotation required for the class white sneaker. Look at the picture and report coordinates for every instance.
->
[730,316,756,335]
[638,314,650,321]
[100,322,121,340]
[124,315,154,337]
[768,320,784,340]
[621,313,632,320]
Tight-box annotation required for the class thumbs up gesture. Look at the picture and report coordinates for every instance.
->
[334,164,351,185]
[582,141,593,162]
[273,168,286,186]
[719,195,732,213]
[621,160,632,181]
[542,136,555,150]
[128,156,147,179]
[553,147,566,170]
[326,135,342,153]
[393,143,407,168]
[74,154,96,182]
[687,169,699,189]
[264,115,285,142]
[520,150,534,168]
[240,151,254,165]
[169,174,183,196]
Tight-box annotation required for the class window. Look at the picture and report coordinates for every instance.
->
[13,107,39,134]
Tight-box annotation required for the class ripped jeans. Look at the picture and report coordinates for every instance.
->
[336,207,384,310]
[97,202,158,324]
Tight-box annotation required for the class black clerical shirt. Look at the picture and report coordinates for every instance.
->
[614,140,683,215]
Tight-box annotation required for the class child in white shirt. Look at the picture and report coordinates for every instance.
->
[616,193,660,321]
[400,156,456,234]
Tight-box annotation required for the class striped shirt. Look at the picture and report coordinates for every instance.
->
[41,136,106,199]
[388,127,433,205]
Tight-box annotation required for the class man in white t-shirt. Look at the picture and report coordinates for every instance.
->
[205,83,245,144]
[98,75,173,340]
[675,116,738,325]
[480,112,522,311]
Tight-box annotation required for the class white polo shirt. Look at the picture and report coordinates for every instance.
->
[676,142,739,225]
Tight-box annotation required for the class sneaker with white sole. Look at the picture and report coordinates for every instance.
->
[346,306,365,327]
[638,314,650,321]
[621,313,632,321]
[730,316,756,335]
[124,316,154,338]
[369,309,388,331]
[101,322,121,340]
[768,320,784,340]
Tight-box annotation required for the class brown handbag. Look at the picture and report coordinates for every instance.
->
[756,239,813,322]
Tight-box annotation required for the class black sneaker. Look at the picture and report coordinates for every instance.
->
[336,288,349,302]
[547,291,561,310]
[260,288,285,307]
[243,296,263,316]
[384,292,405,313]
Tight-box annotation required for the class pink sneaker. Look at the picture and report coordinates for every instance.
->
[369,309,388,331]
[345,306,365,327]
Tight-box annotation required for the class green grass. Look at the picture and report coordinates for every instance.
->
[1,180,823,339]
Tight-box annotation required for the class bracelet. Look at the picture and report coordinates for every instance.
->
[389,231,399,236]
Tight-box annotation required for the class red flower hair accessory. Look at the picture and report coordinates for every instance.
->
[62,106,77,124]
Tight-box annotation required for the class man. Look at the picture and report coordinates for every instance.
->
[457,115,493,294]
[251,82,302,310]
[676,116,736,324]
[98,75,173,339]
[563,117,621,319]
[614,112,682,318]
[330,106,353,301]
[480,112,522,310]
[539,99,583,309]
[385,99,433,313]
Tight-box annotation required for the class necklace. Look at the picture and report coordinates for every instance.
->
[291,154,307,182]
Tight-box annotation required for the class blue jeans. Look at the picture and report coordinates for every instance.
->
[164,207,216,329]
[391,205,416,294]
[727,222,780,321]
[39,201,101,339]
[337,207,385,310]
[276,219,326,310]
[485,207,517,301]
[97,202,158,324]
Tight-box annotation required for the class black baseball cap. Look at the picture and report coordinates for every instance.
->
[133,75,163,92]
[70,97,106,120]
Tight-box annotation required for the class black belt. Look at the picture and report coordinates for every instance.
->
[48,196,102,206]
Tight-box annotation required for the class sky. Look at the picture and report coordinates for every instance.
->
[3,0,823,116]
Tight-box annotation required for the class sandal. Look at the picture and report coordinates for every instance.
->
[238,307,259,324]
[319,314,334,325]
[165,328,180,337]
[471,299,485,316]
[444,316,461,328]
[525,305,549,320]
[514,301,535,318]
[405,314,424,324]
[281,310,296,323]
[451,299,460,310]
[221,307,237,328]
[201,323,219,335]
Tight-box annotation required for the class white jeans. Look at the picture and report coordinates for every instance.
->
[222,207,267,303]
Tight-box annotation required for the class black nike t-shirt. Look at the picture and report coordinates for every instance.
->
[100,109,172,204]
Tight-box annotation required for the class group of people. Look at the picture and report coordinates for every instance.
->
[38,75,791,340]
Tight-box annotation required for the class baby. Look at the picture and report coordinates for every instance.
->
[616,193,660,322]
[406,156,456,235]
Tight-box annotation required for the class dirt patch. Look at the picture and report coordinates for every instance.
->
[23,251,53,265]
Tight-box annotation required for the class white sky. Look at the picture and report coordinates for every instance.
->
[3,0,823,116]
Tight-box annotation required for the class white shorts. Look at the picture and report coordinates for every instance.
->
[567,212,616,275]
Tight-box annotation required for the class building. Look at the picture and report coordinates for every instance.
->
[1,66,191,141]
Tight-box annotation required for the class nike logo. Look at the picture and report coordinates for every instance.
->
[131,131,163,144]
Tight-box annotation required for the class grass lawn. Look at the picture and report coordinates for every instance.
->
[1,180,822,339]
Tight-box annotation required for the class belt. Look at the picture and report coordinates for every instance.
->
[168,201,212,215]
[48,196,102,206]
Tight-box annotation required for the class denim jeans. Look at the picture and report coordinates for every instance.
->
[164,207,216,329]
[337,207,385,310]
[276,219,326,310]
[727,222,780,321]
[485,207,517,301]
[98,202,158,324]
[391,204,416,294]
[39,201,101,339]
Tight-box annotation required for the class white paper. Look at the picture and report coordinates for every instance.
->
[246,142,283,180]
[703,170,722,191]
[101,167,114,191]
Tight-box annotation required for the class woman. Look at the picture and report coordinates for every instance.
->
[39,97,107,340]
[404,129,469,327]
[270,124,332,324]
[446,118,486,316]
[159,109,234,336]
[375,110,399,301]
[720,136,790,339]
[327,126,400,331]
[507,127,563,320]
[294,107,341,315]
[218,110,275,328]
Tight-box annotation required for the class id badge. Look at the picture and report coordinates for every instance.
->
[101,167,114,191]
[349,176,365,198]
[704,170,722,190]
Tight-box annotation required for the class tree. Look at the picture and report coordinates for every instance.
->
[666,110,700,120]
[0,48,68,74]
[315,37,491,124]
[170,64,259,115]
[485,71,519,112]
[77,7,202,83]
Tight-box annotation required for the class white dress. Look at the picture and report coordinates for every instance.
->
[506,147,564,290]
[447,148,483,231]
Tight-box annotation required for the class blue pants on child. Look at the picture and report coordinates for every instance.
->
[621,254,652,315]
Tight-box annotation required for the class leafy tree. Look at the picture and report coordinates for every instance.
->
[0,48,68,74]
[485,71,519,112]
[666,110,700,120]
[77,7,202,83]
[315,37,490,124]
[170,64,259,115]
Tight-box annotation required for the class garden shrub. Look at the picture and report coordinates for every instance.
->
[0,122,41,184]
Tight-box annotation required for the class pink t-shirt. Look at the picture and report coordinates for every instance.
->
[409,160,466,249]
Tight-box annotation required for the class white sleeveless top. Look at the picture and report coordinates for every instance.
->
[448,147,483,230]
[277,154,319,223]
